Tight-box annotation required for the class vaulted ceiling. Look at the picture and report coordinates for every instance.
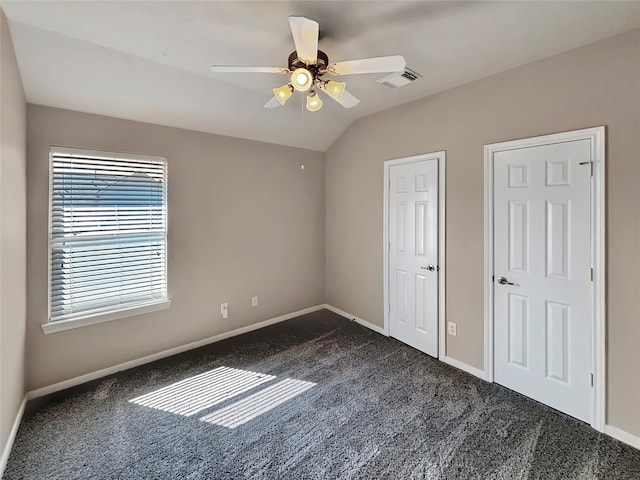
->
[4,1,640,151]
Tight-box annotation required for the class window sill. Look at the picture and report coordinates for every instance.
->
[41,299,172,334]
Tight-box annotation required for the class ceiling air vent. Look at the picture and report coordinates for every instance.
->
[377,68,422,88]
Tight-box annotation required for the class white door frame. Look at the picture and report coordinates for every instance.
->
[483,126,606,431]
[383,151,446,357]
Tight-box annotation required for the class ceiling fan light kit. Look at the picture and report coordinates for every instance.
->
[273,84,294,105]
[291,68,313,91]
[209,16,407,112]
[306,90,323,112]
[323,80,346,101]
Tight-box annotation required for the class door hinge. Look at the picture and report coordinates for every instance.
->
[591,373,594,387]
[590,268,594,282]
[388,303,391,314]
[579,161,594,176]
[388,241,391,251]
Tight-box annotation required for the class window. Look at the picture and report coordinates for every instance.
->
[45,147,170,333]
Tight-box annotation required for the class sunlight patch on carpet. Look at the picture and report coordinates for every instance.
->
[200,378,316,428]
[129,366,275,416]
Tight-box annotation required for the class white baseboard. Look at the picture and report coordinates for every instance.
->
[605,425,640,450]
[442,355,486,381]
[323,304,388,336]
[27,304,325,400]
[324,304,488,383]
[0,396,26,477]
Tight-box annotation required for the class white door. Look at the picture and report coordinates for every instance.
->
[389,159,439,357]
[493,139,592,422]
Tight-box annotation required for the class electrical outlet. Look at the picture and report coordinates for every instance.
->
[251,296,258,307]
[447,322,457,336]
[220,302,229,319]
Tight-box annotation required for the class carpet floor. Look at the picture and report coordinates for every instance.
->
[5,309,640,479]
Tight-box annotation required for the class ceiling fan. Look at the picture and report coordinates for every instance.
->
[210,16,406,112]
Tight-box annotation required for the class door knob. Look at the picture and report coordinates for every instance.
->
[420,265,437,271]
[497,276,515,285]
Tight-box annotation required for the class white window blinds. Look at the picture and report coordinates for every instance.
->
[49,147,168,323]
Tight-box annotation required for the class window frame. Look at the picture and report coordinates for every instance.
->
[43,146,171,334]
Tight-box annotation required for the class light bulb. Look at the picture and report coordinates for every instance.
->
[324,80,346,101]
[291,68,313,92]
[273,84,293,105]
[306,91,323,112]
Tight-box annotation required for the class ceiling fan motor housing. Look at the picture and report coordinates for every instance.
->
[288,50,329,75]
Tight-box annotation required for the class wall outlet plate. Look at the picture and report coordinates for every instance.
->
[447,322,457,336]
[220,302,229,319]
[251,296,258,307]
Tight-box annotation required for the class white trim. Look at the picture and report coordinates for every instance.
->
[324,302,491,386]
[323,304,387,335]
[483,126,606,430]
[605,425,640,450]
[28,304,324,399]
[442,356,486,381]
[0,396,26,477]
[41,299,172,334]
[590,127,607,432]
[325,302,491,383]
[438,155,447,361]
[483,140,495,382]
[383,151,446,354]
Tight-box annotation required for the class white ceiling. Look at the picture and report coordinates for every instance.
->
[4,1,640,151]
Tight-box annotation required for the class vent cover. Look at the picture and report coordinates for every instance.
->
[377,68,422,88]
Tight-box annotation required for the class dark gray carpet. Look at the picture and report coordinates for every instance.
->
[5,309,640,479]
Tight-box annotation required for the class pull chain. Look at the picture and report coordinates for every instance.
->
[300,95,304,147]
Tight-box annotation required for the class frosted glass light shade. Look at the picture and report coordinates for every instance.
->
[324,80,346,101]
[291,68,313,92]
[306,91,322,112]
[273,84,293,105]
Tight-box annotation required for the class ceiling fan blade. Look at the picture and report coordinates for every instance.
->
[288,16,319,64]
[328,55,406,75]
[264,96,282,109]
[337,90,360,108]
[319,87,360,109]
[210,66,289,74]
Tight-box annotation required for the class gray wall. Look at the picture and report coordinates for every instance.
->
[26,105,325,390]
[325,29,640,436]
[0,9,27,458]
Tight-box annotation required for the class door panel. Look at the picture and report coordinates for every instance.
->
[546,200,569,279]
[389,160,438,357]
[494,139,591,423]
[507,293,529,369]
[508,201,529,273]
[396,269,407,323]
[545,301,569,383]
